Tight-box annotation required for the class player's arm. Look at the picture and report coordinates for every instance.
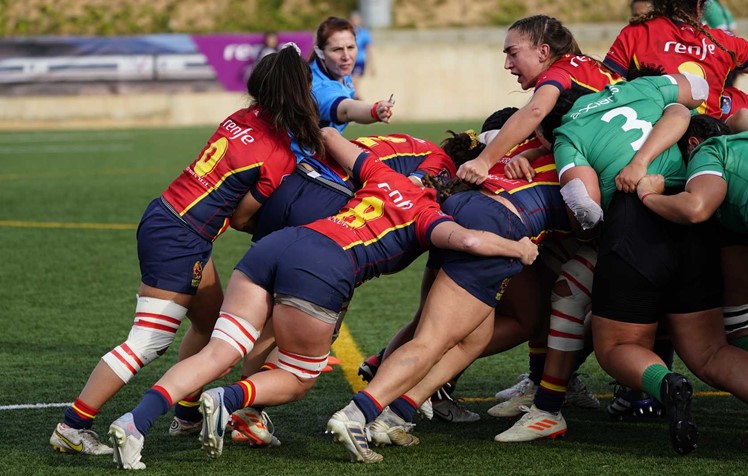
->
[615,103,692,192]
[458,86,560,184]
[430,220,538,265]
[230,192,262,233]
[636,173,727,224]
[615,73,708,192]
[336,96,394,124]
[555,140,603,236]
[320,127,366,173]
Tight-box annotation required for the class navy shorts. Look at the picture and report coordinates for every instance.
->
[137,198,212,295]
[439,191,527,307]
[236,227,355,312]
[252,170,352,242]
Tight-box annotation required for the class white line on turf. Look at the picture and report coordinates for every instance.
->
[0,402,72,411]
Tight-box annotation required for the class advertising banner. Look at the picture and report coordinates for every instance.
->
[0,32,314,95]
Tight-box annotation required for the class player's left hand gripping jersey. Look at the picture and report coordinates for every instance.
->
[305,154,452,285]
[604,17,748,118]
[536,54,622,95]
[161,106,296,241]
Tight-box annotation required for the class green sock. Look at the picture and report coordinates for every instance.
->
[730,335,748,351]
[641,364,671,404]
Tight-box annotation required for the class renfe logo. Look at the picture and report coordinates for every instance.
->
[664,38,716,61]
[378,182,413,209]
[221,118,254,144]
[223,43,262,62]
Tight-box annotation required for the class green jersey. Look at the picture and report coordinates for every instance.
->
[687,131,748,234]
[703,0,736,31]
[553,75,687,209]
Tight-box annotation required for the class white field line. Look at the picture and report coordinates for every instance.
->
[0,402,73,411]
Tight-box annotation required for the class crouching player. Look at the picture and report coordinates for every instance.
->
[105,127,538,469]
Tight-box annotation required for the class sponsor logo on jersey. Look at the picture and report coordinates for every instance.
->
[570,86,621,119]
[377,182,413,210]
[221,118,255,144]
[664,38,716,61]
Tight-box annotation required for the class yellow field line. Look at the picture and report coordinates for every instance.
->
[331,322,367,393]
[0,220,136,230]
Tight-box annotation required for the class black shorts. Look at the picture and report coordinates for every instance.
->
[719,226,748,247]
[592,191,722,324]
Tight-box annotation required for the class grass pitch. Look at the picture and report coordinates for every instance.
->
[0,121,745,475]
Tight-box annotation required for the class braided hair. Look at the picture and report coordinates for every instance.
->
[440,130,485,169]
[632,0,737,66]
[421,174,477,203]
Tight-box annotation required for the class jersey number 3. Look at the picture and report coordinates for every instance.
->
[600,106,652,151]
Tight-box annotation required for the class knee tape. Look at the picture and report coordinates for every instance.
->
[560,178,604,230]
[211,312,261,357]
[547,246,596,352]
[724,304,748,335]
[265,347,329,379]
[102,296,188,383]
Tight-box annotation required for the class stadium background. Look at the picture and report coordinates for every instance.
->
[1,0,746,129]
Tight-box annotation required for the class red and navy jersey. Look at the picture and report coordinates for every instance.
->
[161,106,296,241]
[482,149,570,244]
[485,137,545,176]
[305,155,452,285]
[536,54,622,96]
[303,134,455,189]
[351,134,456,181]
[604,17,748,117]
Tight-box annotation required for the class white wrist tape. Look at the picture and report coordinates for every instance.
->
[560,178,603,230]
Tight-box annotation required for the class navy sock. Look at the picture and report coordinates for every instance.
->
[528,344,547,385]
[173,396,201,422]
[352,391,382,423]
[131,388,171,436]
[222,384,247,414]
[534,375,567,414]
[62,398,99,430]
[389,396,418,423]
